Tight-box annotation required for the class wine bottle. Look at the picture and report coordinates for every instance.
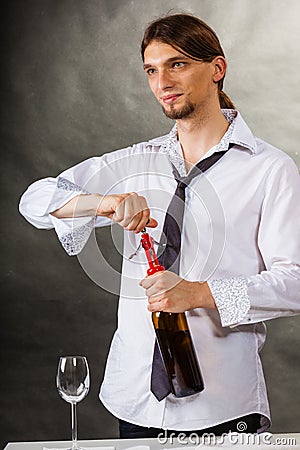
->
[141,231,204,398]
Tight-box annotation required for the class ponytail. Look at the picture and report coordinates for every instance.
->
[219,90,235,109]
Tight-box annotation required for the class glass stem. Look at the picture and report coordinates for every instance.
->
[71,402,78,449]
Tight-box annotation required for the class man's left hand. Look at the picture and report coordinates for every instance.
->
[139,271,216,313]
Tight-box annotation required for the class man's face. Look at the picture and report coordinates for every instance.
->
[143,40,219,120]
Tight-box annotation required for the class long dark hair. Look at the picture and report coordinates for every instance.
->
[141,13,235,109]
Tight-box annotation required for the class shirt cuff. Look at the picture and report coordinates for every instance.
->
[49,176,95,256]
[47,176,90,213]
[49,211,96,256]
[208,276,250,327]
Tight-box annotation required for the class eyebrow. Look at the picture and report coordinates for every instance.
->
[143,54,191,70]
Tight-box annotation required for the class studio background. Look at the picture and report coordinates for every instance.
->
[1,0,299,447]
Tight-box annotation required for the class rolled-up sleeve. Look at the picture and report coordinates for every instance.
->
[19,155,117,255]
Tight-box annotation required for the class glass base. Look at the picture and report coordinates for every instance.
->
[65,447,86,450]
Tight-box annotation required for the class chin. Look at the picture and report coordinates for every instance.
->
[162,104,196,120]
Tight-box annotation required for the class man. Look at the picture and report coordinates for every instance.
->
[19,13,300,438]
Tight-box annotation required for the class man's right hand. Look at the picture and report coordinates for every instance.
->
[51,192,157,233]
[96,193,157,233]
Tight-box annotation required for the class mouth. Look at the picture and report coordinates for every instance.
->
[161,94,183,105]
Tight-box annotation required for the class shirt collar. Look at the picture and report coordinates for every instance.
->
[147,109,257,177]
[147,109,257,155]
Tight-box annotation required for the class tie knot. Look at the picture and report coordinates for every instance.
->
[176,178,189,190]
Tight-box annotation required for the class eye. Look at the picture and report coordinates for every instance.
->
[173,62,185,68]
[146,68,156,76]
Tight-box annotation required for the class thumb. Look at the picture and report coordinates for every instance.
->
[147,217,158,228]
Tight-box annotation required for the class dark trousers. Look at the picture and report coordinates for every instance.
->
[119,413,261,439]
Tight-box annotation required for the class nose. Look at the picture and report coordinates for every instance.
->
[157,68,174,91]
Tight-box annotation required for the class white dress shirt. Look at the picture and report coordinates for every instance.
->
[19,110,300,433]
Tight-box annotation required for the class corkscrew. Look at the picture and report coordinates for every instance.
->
[128,228,166,276]
[140,229,165,275]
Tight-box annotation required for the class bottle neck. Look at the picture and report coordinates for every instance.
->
[152,311,188,330]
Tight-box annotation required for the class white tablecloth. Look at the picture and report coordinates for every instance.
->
[3,434,300,450]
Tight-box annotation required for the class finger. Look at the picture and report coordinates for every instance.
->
[146,217,158,228]
[131,195,157,232]
[119,193,139,228]
[114,193,140,228]
[112,196,127,224]
[147,286,165,298]
[132,197,151,232]
[148,291,164,303]
[130,208,150,233]
[139,272,161,289]
[123,193,149,230]
[147,297,167,312]
[131,208,150,233]
[115,193,157,231]
[124,211,144,230]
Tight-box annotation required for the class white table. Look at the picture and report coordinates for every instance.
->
[3,434,300,450]
[3,439,159,450]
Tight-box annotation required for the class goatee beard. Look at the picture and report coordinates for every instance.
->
[162,101,196,120]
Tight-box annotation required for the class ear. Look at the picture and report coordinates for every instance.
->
[212,56,227,83]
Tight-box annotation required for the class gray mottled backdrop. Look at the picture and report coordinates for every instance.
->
[1,0,300,446]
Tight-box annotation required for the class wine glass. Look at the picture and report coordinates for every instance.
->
[56,356,90,450]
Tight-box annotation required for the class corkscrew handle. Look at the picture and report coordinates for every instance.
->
[140,231,165,275]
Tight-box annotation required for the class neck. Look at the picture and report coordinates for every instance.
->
[176,106,229,169]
